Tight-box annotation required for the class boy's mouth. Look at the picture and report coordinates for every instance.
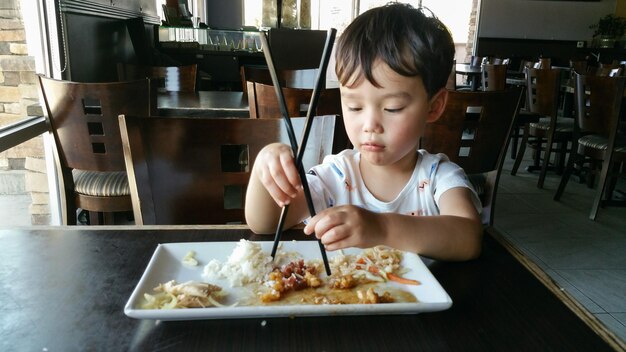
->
[361,142,385,152]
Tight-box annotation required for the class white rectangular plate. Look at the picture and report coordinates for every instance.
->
[124,241,452,320]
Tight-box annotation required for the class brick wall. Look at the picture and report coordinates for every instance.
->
[465,0,479,62]
[0,0,50,225]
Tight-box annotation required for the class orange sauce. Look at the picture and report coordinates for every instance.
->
[247,282,417,306]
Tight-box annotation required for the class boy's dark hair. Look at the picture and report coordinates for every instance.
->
[335,3,454,97]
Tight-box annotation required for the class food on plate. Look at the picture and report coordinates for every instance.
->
[202,239,274,286]
[260,259,323,302]
[141,280,228,309]
[182,250,199,266]
[329,245,421,286]
[142,241,420,309]
[357,287,395,304]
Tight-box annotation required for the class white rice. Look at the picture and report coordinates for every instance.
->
[202,239,274,287]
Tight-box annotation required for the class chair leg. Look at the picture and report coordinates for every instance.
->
[590,154,615,220]
[554,149,577,201]
[537,133,555,189]
[510,126,520,159]
[556,140,567,174]
[511,125,529,175]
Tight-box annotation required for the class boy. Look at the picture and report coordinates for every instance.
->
[245,3,483,261]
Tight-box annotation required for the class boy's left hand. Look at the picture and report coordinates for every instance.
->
[303,205,386,250]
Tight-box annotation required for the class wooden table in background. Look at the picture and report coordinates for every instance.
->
[0,226,620,351]
[455,63,483,91]
[158,91,249,118]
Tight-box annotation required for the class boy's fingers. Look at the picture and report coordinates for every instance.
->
[268,165,297,198]
[279,153,302,193]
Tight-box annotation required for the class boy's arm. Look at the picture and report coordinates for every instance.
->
[245,143,310,234]
[304,187,483,261]
[383,187,483,260]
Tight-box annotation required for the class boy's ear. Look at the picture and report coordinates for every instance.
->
[426,88,448,123]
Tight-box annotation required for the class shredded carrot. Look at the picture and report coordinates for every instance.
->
[387,273,421,286]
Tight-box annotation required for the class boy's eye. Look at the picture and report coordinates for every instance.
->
[347,107,362,112]
[384,107,405,113]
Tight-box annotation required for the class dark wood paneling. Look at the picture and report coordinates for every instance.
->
[65,13,137,82]
[477,37,582,67]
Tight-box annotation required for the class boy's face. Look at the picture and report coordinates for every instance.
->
[340,61,447,168]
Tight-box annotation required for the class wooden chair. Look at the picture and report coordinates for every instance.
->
[239,66,321,95]
[420,87,524,226]
[38,75,153,225]
[118,115,345,225]
[554,73,626,220]
[481,63,508,91]
[247,81,341,119]
[481,62,531,161]
[511,67,574,188]
[534,57,552,69]
[570,59,589,76]
[117,63,197,92]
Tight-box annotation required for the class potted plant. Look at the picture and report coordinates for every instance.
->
[590,14,626,48]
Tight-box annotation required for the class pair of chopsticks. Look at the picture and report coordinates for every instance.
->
[260,29,336,276]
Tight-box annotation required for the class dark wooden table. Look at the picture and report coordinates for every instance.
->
[1,226,620,351]
[157,91,249,118]
[456,63,483,91]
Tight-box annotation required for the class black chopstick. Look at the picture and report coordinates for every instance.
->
[260,29,336,276]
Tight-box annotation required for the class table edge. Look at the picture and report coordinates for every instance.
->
[487,226,625,351]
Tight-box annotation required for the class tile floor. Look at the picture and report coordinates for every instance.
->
[495,146,626,344]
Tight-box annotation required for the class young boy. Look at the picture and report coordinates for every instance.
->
[245,3,483,261]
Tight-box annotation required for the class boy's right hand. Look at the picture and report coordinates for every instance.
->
[252,143,303,207]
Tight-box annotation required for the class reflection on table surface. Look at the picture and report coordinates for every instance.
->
[157,90,249,117]
[0,226,619,351]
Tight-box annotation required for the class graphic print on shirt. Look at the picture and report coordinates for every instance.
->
[330,162,354,192]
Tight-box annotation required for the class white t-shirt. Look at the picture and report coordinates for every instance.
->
[305,149,481,217]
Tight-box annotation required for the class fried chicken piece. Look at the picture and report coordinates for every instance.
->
[154,280,224,308]
[329,274,357,289]
[356,288,395,304]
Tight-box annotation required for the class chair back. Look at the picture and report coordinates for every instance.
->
[119,115,343,225]
[533,57,551,69]
[240,66,321,94]
[525,67,562,118]
[570,59,588,75]
[420,88,524,226]
[38,75,152,172]
[573,73,626,137]
[596,66,623,77]
[117,63,197,92]
[247,81,342,119]
[481,63,508,91]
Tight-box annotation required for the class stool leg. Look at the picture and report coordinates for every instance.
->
[511,124,529,175]
[590,153,614,220]
[538,132,555,189]
[554,147,577,201]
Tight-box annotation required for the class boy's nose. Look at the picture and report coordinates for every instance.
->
[362,112,383,133]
